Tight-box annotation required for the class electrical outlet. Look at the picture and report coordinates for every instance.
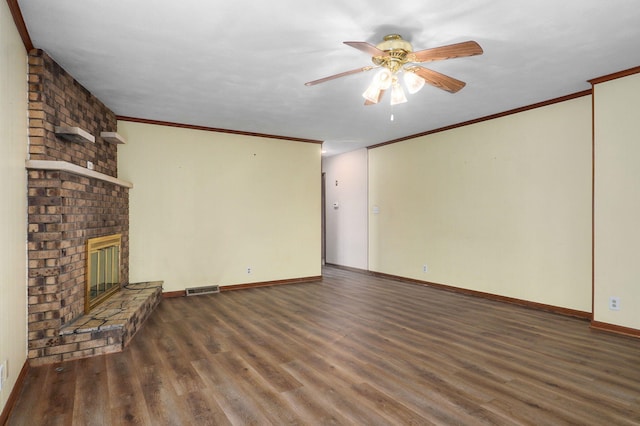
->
[609,296,621,311]
[247,267,252,274]
[423,264,428,273]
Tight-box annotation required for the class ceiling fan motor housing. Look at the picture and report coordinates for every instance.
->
[373,34,412,73]
[376,34,413,52]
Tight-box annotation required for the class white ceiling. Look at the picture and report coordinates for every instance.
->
[17,0,640,156]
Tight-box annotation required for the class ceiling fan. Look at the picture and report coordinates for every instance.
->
[305,34,483,105]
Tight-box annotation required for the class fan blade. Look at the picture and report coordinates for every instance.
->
[407,41,483,63]
[305,66,375,86]
[344,41,388,58]
[409,66,466,93]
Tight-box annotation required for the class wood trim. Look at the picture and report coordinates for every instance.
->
[591,81,596,317]
[220,275,322,291]
[368,90,592,150]
[590,321,640,338]
[5,0,34,51]
[324,263,371,275]
[162,276,322,296]
[116,116,323,145]
[588,65,640,85]
[0,360,29,425]
[370,271,592,320]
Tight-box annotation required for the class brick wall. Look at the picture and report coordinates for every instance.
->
[26,49,130,363]
[28,49,118,175]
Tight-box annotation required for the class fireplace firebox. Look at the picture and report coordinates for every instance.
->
[86,234,122,313]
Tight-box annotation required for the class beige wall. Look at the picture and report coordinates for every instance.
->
[369,96,592,311]
[594,72,640,329]
[0,0,28,411]
[117,121,321,291]
[323,148,368,269]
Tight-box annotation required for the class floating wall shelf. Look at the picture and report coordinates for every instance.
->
[100,131,126,145]
[54,126,95,143]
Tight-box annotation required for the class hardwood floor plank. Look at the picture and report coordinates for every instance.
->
[159,308,219,362]
[127,326,193,425]
[6,365,66,426]
[182,389,232,426]
[507,377,640,425]
[191,357,272,425]
[72,357,110,426]
[213,351,307,425]
[106,350,153,425]
[279,386,351,425]
[323,331,508,424]
[8,266,640,425]
[180,297,227,355]
[349,382,433,425]
[152,331,207,396]
[281,358,398,425]
[206,294,305,393]
[41,361,77,425]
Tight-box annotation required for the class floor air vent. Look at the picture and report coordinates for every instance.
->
[186,285,220,296]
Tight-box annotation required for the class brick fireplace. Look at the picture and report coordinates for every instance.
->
[26,49,160,365]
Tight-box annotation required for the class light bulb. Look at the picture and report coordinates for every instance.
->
[390,82,407,105]
[375,68,393,90]
[404,71,425,94]
[362,83,382,104]
[362,69,393,103]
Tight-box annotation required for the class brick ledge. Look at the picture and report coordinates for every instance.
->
[25,159,133,188]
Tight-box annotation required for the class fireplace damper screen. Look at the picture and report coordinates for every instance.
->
[86,234,121,313]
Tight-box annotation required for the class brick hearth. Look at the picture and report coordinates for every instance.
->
[56,281,163,361]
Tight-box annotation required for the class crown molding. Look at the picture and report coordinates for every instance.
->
[117,116,323,145]
[369,89,592,150]
[588,65,640,85]
[6,0,33,51]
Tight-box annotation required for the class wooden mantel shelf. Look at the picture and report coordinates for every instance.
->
[25,160,133,188]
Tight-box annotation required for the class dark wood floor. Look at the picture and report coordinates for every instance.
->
[8,266,640,425]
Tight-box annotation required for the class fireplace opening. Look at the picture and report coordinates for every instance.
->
[86,234,122,313]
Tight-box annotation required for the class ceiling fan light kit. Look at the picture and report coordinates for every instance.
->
[390,80,408,105]
[362,84,383,104]
[306,34,483,106]
[362,68,393,103]
[403,70,426,94]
